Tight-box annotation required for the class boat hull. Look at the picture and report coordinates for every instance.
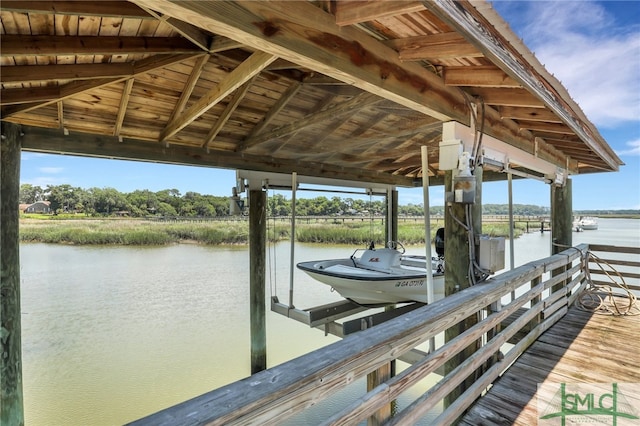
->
[297,258,444,305]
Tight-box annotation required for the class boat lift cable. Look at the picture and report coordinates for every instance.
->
[266,187,277,300]
[289,172,297,308]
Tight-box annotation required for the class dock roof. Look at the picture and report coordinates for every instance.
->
[0,1,623,187]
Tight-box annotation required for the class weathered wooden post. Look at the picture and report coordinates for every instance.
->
[1,122,25,425]
[444,163,483,408]
[551,179,573,293]
[249,188,267,374]
[364,189,399,425]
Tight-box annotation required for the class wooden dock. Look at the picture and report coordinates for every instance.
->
[460,299,640,425]
[126,244,638,425]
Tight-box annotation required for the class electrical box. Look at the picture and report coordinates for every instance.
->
[453,174,476,204]
[478,236,505,274]
[439,139,463,170]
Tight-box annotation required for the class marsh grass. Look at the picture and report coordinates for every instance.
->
[19,217,526,246]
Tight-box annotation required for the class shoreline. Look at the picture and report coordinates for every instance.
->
[19,217,530,246]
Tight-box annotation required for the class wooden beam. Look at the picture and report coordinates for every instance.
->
[237,92,382,152]
[159,50,277,141]
[203,77,256,148]
[57,101,64,129]
[0,1,152,18]
[499,106,562,123]
[166,54,210,125]
[114,78,135,137]
[386,33,484,61]
[334,0,425,26]
[1,54,199,114]
[245,80,303,139]
[209,36,244,53]
[466,88,545,108]
[129,0,468,122]
[305,106,361,150]
[444,66,519,88]
[518,121,576,135]
[19,125,416,186]
[136,5,211,52]
[0,86,62,105]
[0,35,202,56]
[0,63,135,84]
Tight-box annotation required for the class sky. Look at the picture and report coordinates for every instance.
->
[18,0,640,211]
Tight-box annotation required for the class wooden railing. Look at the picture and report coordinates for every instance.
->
[128,244,639,425]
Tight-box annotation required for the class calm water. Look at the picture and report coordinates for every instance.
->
[20,218,640,425]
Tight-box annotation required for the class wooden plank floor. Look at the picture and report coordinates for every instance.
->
[460,301,640,425]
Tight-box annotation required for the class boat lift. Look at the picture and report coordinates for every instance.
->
[234,169,438,349]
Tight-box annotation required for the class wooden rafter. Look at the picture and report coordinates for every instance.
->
[466,88,545,108]
[238,92,382,152]
[136,5,211,52]
[0,63,135,84]
[114,78,135,137]
[57,101,64,130]
[209,36,244,53]
[245,80,303,140]
[203,76,257,149]
[166,54,210,125]
[334,0,425,26]
[268,93,336,153]
[444,66,520,88]
[130,0,468,122]
[499,106,563,123]
[0,1,152,18]
[159,51,277,142]
[385,33,484,61]
[1,54,199,114]
[518,121,577,135]
[0,35,201,56]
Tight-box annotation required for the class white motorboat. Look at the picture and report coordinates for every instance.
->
[297,241,445,306]
[573,216,598,230]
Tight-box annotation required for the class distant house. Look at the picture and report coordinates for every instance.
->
[21,201,52,214]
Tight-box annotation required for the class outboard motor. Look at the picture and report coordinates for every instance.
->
[435,227,445,258]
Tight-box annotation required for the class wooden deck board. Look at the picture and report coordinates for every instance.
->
[460,301,640,425]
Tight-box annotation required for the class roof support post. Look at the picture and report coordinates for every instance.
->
[1,121,25,426]
[366,188,400,425]
[443,164,483,413]
[249,188,267,374]
[551,178,573,293]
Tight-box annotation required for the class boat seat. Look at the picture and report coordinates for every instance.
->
[356,248,401,272]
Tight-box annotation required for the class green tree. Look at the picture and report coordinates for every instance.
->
[19,184,45,204]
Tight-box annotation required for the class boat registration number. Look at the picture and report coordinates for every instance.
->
[395,279,424,287]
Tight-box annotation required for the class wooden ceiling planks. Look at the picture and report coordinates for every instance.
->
[0,0,623,188]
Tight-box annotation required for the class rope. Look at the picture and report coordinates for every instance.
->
[577,250,640,316]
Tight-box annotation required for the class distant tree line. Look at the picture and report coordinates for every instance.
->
[20,183,569,217]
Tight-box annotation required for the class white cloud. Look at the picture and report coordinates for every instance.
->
[39,167,64,174]
[617,139,640,156]
[23,176,66,188]
[519,1,640,128]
